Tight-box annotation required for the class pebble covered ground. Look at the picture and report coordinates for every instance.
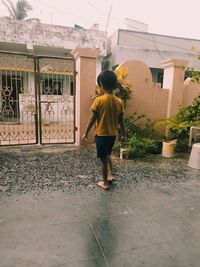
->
[0,145,199,197]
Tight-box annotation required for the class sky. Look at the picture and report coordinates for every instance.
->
[0,0,200,39]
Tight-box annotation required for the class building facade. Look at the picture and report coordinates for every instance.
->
[0,17,107,145]
[108,26,200,85]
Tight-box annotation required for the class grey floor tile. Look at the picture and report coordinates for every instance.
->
[168,201,200,231]
[0,192,86,233]
[79,190,132,219]
[135,207,195,243]
[0,195,38,232]
[91,214,155,255]
[124,188,169,211]
[0,221,102,266]
[35,193,86,225]
[107,245,175,267]
[179,179,200,194]
[125,183,200,213]
[166,183,200,205]
[52,256,107,267]
[161,236,200,267]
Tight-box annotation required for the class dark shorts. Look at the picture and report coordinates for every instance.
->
[95,136,116,158]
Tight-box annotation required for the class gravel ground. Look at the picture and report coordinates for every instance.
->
[0,145,199,197]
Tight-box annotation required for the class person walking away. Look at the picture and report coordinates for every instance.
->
[82,70,126,190]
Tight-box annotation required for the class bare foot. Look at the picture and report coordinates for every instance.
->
[97,181,110,190]
[108,175,116,182]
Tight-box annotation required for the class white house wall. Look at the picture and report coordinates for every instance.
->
[0,17,107,56]
[109,29,200,69]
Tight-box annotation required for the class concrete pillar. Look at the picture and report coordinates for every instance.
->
[162,58,188,118]
[71,48,100,145]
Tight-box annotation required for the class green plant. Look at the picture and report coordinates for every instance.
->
[114,65,133,107]
[186,54,200,83]
[114,113,163,158]
[157,95,200,152]
[123,135,159,159]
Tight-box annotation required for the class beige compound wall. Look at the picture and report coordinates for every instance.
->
[120,59,200,123]
[120,60,169,121]
[73,50,200,144]
[183,78,200,106]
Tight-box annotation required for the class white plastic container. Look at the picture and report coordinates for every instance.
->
[162,140,176,158]
[188,143,200,170]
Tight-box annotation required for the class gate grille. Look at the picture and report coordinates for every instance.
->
[0,53,37,145]
[38,57,75,144]
[0,52,76,146]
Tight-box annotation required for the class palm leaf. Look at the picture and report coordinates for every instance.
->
[15,0,32,20]
[1,0,32,20]
[1,0,16,18]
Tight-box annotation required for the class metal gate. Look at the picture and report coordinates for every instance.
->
[0,52,76,146]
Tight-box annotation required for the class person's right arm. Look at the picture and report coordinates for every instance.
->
[82,110,97,142]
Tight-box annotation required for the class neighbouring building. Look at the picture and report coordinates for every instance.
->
[0,17,107,67]
[0,17,107,145]
[108,18,200,85]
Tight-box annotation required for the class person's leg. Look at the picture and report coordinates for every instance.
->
[98,156,110,189]
[107,155,115,181]
[107,136,116,182]
[101,156,109,183]
[95,136,116,189]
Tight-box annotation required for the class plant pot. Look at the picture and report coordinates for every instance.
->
[188,143,200,170]
[162,140,176,158]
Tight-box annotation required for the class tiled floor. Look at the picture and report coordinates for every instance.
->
[0,146,200,266]
[0,181,200,266]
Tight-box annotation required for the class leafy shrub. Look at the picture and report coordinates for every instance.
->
[114,113,163,159]
[157,95,200,152]
[123,135,160,159]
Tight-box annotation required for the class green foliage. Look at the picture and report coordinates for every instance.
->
[157,95,200,152]
[186,68,200,83]
[114,65,133,108]
[114,84,132,107]
[15,0,32,20]
[186,53,200,83]
[176,138,190,153]
[114,113,163,159]
[123,135,160,159]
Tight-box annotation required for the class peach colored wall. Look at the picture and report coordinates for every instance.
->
[72,48,99,145]
[120,60,169,121]
[162,59,188,118]
[121,59,200,129]
[73,53,200,145]
[183,78,200,106]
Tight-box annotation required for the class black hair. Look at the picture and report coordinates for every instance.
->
[97,70,117,91]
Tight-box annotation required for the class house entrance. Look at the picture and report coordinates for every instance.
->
[0,52,76,146]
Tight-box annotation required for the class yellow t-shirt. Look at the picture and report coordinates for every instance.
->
[91,93,124,136]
